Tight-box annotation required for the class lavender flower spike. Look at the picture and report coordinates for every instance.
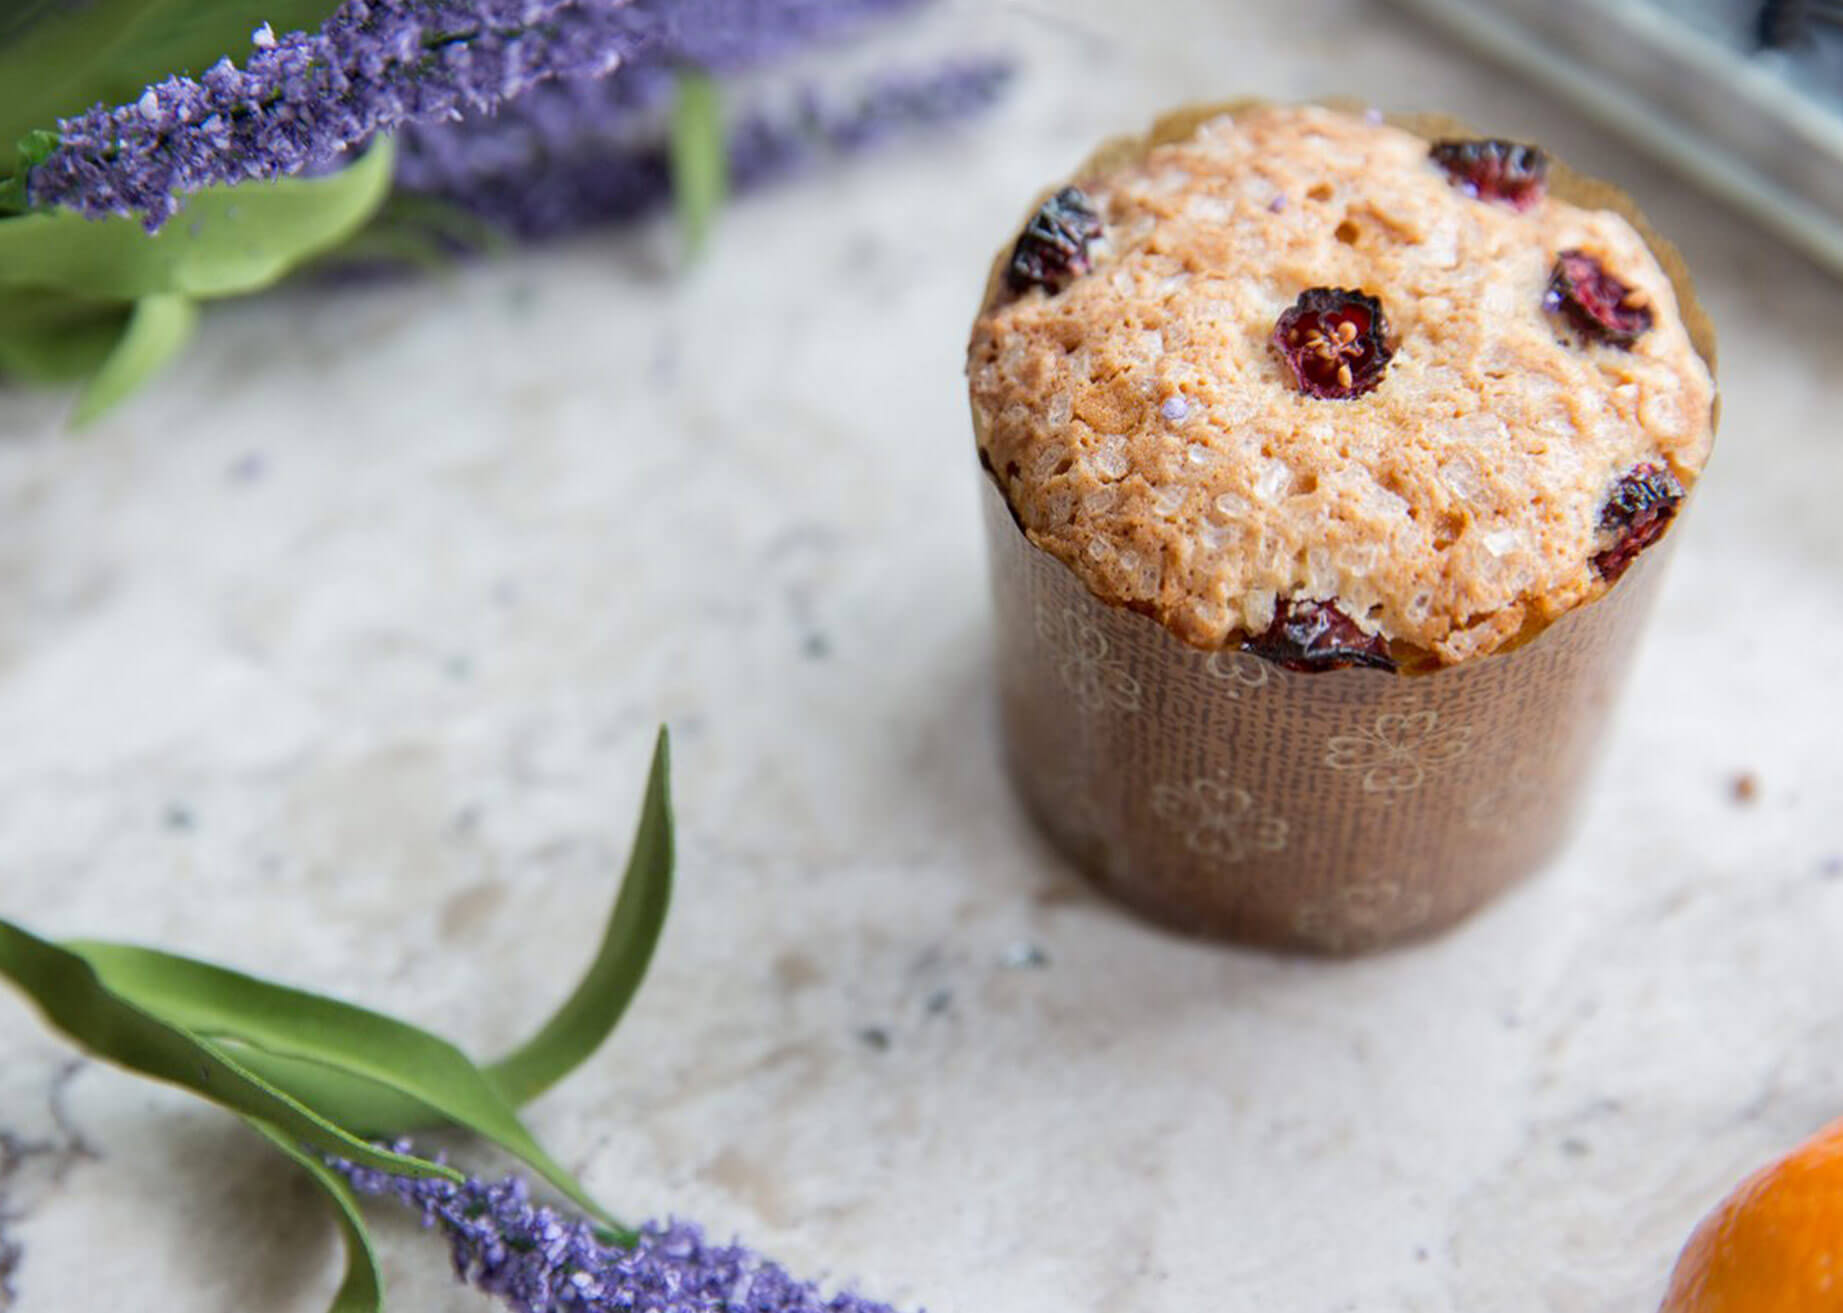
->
[394,55,1015,241]
[29,0,646,231]
[333,1142,907,1312]
[528,0,937,118]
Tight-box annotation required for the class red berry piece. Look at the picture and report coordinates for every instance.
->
[1547,250,1654,347]
[1005,186,1104,296]
[1592,462,1682,581]
[1244,598,1396,673]
[1273,288,1393,399]
[1429,138,1548,209]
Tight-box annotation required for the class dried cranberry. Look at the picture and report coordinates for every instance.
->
[1592,463,1682,581]
[1243,599,1396,673]
[1429,138,1548,209]
[1546,250,1653,347]
[1273,288,1393,399]
[1005,187,1104,296]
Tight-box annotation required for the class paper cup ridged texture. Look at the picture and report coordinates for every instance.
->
[974,102,1717,954]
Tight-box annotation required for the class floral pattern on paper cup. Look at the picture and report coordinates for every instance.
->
[1150,770,1288,861]
[1325,710,1473,793]
[1293,880,1436,952]
[1034,600,1143,713]
[1203,648,1274,698]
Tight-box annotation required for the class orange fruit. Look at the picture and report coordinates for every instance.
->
[1660,1117,1843,1312]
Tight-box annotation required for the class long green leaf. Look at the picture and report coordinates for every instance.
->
[66,939,622,1233]
[0,136,395,302]
[52,728,672,1233]
[228,1047,436,1137]
[245,1117,385,1313]
[0,0,346,170]
[0,288,129,382]
[226,730,672,1122]
[670,71,726,258]
[71,292,196,427]
[0,920,459,1186]
[489,727,674,1104]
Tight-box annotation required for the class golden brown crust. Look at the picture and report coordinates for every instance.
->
[967,103,1717,665]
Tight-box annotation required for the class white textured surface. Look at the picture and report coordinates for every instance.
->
[1,3,1840,1311]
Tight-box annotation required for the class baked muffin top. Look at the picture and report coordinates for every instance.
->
[966,103,1716,668]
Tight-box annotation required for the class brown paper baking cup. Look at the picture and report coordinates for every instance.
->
[974,101,1717,955]
[986,479,1676,953]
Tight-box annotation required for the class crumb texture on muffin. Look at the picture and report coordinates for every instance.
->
[967,104,1716,665]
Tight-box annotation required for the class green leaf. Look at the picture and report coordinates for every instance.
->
[0,130,59,214]
[71,292,196,427]
[0,289,129,382]
[0,136,395,302]
[0,919,461,1186]
[670,71,727,258]
[0,140,392,415]
[49,727,672,1236]
[0,731,675,1272]
[0,0,346,172]
[223,1047,437,1138]
[244,1117,385,1313]
[489,727,674,1105]
[65,938,624,1234]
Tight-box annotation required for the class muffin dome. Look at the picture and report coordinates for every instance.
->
[966,103,1716,666]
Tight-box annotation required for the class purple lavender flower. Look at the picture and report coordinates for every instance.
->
[392,56,1013,240]
[29,0,647,230]
[26,0,950,232]
[570,0,934,113]
[333,1143,905,1312]
[626,0,929,72]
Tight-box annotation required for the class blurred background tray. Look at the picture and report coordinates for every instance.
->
[1390,0,1843,277]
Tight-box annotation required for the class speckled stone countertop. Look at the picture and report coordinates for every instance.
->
[1,3,1839,1311]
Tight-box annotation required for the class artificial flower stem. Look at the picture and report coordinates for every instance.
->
[671,69,727,259]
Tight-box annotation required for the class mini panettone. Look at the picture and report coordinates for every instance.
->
[968,102,1715,670]
[968,101,1717,954]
